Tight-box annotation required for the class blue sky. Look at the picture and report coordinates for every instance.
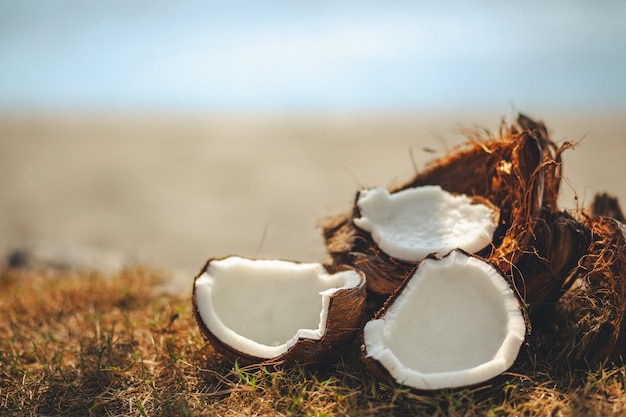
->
[1,0,625,111]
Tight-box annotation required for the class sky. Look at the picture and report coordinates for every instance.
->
[1,0,625,112]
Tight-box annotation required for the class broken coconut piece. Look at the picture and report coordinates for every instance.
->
[353,185,498,262]
[193,256,366,365]
[362,250,526,390]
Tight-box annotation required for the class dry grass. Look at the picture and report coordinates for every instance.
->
[2,266,626,416]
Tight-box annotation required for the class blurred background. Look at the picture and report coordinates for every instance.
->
[1,1,625,282]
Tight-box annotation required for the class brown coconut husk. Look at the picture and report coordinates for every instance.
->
[591,192,626,223]
[533,214,626,366]
[513,209,591,310]
[192,258,367,367]
[323,114,569,301]
[515,113,565,211]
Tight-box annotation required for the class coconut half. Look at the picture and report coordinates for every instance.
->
[362,250,526,390]
[353,185,498,262]
[193,256,366,365]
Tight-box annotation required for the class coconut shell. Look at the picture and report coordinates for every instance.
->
[192,258,367,366]
[533,215,626,365]
[323,114,566,298]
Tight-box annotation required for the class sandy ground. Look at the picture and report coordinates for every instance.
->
[1,109,625,293]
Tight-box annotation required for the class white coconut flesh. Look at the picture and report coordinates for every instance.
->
[353,185,497,262]
[194,256,362,359]
[363,251,526,390]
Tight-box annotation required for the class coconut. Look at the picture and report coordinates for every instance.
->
[362,250,527,390]
[534,214,626,365]
[192,256,367,365]
[323,114,566,299]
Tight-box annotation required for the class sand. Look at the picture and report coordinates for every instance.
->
[1,109,625,292]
